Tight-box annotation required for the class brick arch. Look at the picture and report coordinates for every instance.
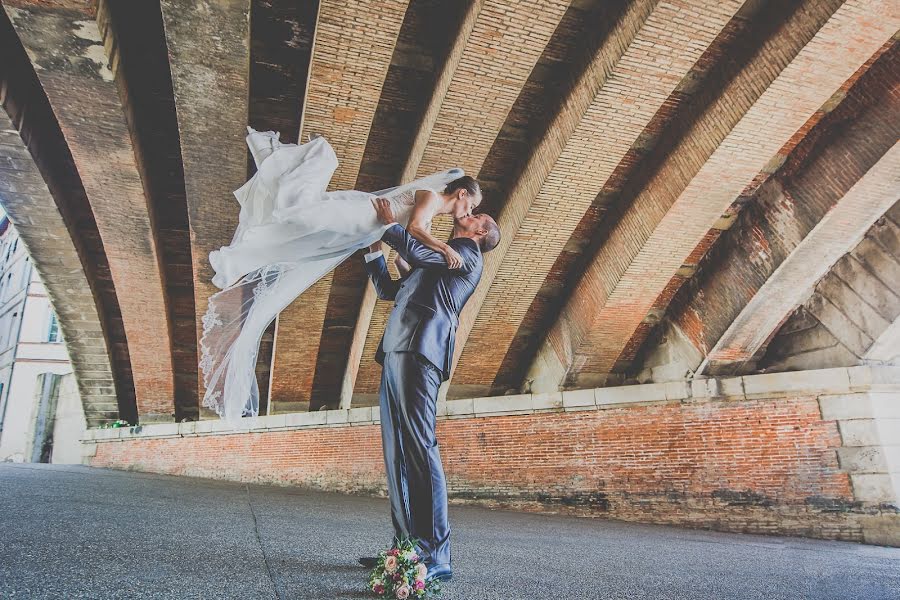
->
[0,10,136,427]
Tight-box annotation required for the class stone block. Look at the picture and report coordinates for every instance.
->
[473,395,532,416]
[445,398,474,418]
[839,419,900,447]
[742,368,851,397]
[820,393,900,420]
[596,383,668,407]
[560,389,592,411]
[286,411,327,428]
[348,407,373,424]
[664,380,690,401]
[208,420,237,434]
[435,401,448,418]
[326,409,349,425]
[92,428,119,441]
[850,473,899,504]
[261,414,287,429]
[848,365,900,390]
[720,377,746,398]
[532,391,564,412]
[690,378,718,400]
[837,446,894,473]
[861,514,900,547]
[146,423,179,437]
[193,420,214,434]
[80,442,97,458]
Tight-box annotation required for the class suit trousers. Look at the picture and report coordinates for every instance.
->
[379,350,451,566]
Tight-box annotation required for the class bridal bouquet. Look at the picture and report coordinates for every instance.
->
[368,538,441,598]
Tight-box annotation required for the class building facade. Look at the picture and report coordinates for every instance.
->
[0,216,84,463]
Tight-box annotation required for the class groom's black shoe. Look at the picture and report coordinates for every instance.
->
[426,563,452,582]
[358,556,379,568]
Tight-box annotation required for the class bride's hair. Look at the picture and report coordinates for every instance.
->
[443,175,481,199]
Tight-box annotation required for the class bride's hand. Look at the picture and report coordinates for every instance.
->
[372,197,395,225]
[442,245,463,270]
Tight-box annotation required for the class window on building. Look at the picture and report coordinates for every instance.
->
[47,310,62,343]
[1,311,16,350]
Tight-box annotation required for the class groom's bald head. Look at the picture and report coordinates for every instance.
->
[452,213,500,253]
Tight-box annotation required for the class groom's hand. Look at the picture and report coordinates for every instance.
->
[372,197,395,225]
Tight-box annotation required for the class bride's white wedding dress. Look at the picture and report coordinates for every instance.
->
[200,128,463,427]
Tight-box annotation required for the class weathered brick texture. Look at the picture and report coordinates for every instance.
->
[102,0,197,420]
[0,111,119,426]
[704,144,900,372]
[6,2,176,421]
[652,46,900,378]
[527,0,900,392]
[159,0,251,416]
[761,200,900,372]
[90,394,878,542]
[451,0,744,391]
[269,0,411,409]
[337,0,483,407]
[354,0,571,397]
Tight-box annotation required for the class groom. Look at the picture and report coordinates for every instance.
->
[359,197,500,581]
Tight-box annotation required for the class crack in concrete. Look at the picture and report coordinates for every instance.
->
[245,484,283,600]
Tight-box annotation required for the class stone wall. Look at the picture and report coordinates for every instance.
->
[761,200,900,371]
[84,366,900,546]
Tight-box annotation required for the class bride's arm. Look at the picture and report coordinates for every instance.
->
[407,190,463,269]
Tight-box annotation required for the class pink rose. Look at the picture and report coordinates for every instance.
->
[395,584,411,599]
[415,580,425,591]
[384,556,398,573]
[415,563,428,580]
[388,548,399,557]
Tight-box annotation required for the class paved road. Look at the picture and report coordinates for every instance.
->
[1,463,898,599]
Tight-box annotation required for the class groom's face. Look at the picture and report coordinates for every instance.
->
[453,213,486,237]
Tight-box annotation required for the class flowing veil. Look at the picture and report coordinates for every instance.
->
[199,140,464,428]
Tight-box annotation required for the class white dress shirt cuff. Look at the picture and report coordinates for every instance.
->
[364,250,384,263]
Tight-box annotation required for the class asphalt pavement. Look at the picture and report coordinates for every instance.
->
[1,463,898,599]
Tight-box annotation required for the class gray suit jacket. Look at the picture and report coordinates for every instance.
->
[365,224,483,380]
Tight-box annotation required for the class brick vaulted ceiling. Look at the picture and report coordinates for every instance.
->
[0,0,897,424]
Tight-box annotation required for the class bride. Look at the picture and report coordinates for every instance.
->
[199,128,482,426]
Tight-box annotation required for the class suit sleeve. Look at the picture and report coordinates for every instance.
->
[364,254,400,301]
[381,224,478,273]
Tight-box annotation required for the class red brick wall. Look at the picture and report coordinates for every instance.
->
[92,395,867,540]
